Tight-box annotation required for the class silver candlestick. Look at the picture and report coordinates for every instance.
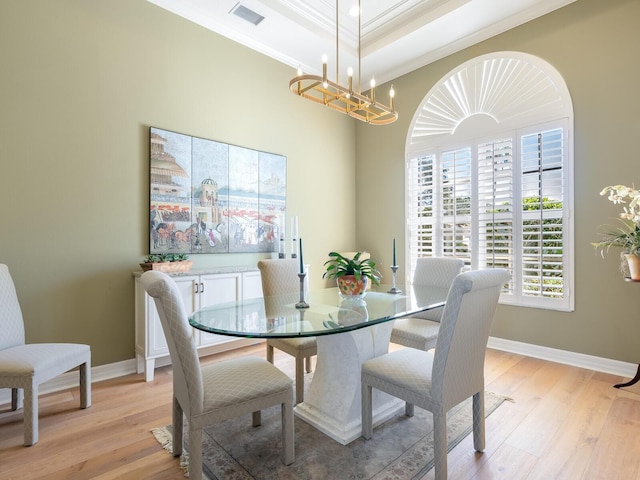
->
[295,272,309,309]
[388,265,402,294]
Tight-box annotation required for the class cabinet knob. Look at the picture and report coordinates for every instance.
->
[200,282,204,293]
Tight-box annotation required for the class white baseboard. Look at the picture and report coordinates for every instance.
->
[2,338,637,407]
[0,359,137,407]
[487,336,638,378]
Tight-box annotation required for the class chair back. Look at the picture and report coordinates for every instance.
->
[412,257,465,321]
[0,264,26,350]
[258,259,300,296]
[140,271,202,415]
[432,268,510,409]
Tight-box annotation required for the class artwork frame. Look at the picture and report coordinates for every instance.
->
[149,127,286,254]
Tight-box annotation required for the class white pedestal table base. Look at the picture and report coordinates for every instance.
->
[294,321,403,445]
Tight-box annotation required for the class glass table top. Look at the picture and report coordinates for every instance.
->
[188,284,448,338]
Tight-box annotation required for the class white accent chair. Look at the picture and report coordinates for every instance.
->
[0,263,91,446]
[361,268,510,480]
[390,257,464,350]
[140,271,294,480]
[258,259,316,404]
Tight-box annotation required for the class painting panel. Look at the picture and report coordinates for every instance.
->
[258,151,286,253]
[227,145,260,253]
[150,128,192,255]
[191,137,229,253]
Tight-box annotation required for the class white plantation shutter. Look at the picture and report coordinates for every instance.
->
[477,138,514,294]
[441,148,472,265]
[407,155,435,280]
[520,128,565,302]
[406,52,573,311]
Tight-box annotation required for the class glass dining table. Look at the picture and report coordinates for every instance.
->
[189,283,448,445]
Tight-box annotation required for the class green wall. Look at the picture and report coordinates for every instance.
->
[2,0,639,369]
[0,0,356,366]
[356,0,640,363]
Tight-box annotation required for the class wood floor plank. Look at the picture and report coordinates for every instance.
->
[526,376,617,480]
[470,443,538,480]
[2,345,640,479]
[505,363,592,456]
[582,395,640,480]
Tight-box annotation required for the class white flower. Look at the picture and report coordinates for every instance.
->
[600,184,640,226]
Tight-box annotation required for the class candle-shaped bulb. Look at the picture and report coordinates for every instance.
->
[370,77,376,103]
[346,67,353,99]
[389,84,395,111]
[297,66,303,76]
[322,54,328,88]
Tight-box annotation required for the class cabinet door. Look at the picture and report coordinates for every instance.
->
[173,275,198,315]
[197,273,241,346]
[136,281,169,358]
[138,274,198,358]
[242,270,263,299]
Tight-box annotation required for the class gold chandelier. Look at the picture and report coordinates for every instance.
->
[289,1,397,125]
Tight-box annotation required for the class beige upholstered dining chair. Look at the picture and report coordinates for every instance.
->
[390,257,464,350]
[258,259,316,404]
[362,268,510,480]
[0,264,91,446]
[140,271,294,480]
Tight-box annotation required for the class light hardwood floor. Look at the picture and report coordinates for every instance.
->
[1,344,639,480]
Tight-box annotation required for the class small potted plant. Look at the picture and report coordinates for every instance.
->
[140,253,192,273]
[323,251,381,297]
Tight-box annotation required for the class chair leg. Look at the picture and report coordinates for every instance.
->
[189,424,203,480]
[361,381,373,439]
[11,388,22,411]
[80,360,91,408]
[305,355,312,373]
[433,408,448,480]
[252,411,262,427]
[405,402,415,417]
[266,343,274,363]
[24,381,38,446]
[472,391,485,452]
[281,399,295,465]
[172,397,183,457]
[295,356,304,405]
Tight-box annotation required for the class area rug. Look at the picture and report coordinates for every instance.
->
[152,389,506,480]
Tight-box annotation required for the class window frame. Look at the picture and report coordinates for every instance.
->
[406,118,573,312]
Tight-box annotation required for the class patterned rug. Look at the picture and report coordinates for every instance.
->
[152,384,506,479]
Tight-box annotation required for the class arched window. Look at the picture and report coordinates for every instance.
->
[405,52,574,311]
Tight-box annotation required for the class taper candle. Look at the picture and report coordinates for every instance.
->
[291,216,299,258]
[393,238,396,266]
[299,238,304,274]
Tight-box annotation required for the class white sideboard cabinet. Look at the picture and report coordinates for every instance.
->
[134,267,263,381]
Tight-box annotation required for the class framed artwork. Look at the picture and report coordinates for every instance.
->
[149,127,286,254]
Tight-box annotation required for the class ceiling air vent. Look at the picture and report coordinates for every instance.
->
[229,3,265,26]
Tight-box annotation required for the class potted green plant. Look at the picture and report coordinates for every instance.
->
[323,251,381,297]
[140,253,192,273]
[592,184,640,280]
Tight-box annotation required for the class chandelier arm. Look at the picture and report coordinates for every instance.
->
[287,0,397,125]
[336,0,339,85]
[358,0,362,94]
